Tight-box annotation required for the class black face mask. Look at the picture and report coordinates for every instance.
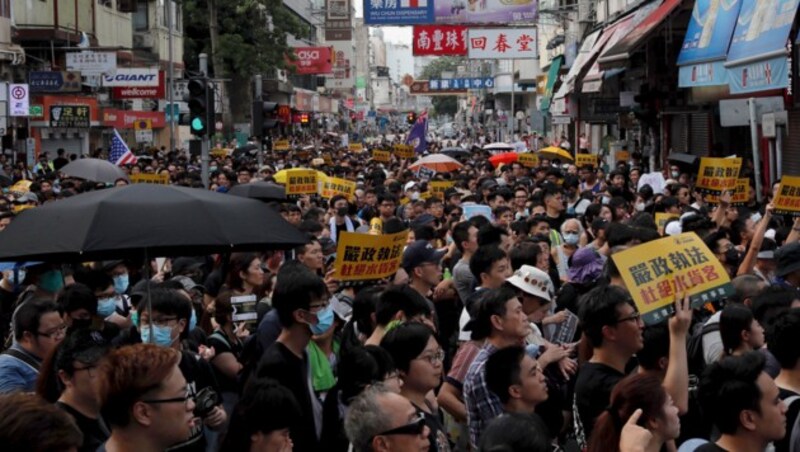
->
[337,207,349,217]
[70,318,92,331]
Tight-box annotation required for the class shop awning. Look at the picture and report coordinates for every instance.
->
[581,16,634,93]
[554,29,602,100]
[540,56,564,112]
[598,0,684,70]
[725,0,800,95]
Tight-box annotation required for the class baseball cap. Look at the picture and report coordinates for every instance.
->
[402,240,445,272]
[404,181,419,192]
[506,265,554,302]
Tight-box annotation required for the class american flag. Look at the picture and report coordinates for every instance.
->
[109,128,137,166]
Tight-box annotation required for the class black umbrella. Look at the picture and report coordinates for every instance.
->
[227,181,287,202]
[60,158,129,184]
[667,153,699,167]
[232,144,259,160]
[440,147,470,159]
[0,184,307,262]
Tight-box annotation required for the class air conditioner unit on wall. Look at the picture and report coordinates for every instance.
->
[133,34,156,50]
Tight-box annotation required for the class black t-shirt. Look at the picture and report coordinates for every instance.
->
[695,443,728,452]
[776,388,800,452]
[56,401,109,452]
[545,212,567,232]
[574,362,625,439]
[413,402,451,452]
[207,329,243,392]
[167,350,221,452]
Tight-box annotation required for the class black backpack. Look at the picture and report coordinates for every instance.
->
[687,320,720,378]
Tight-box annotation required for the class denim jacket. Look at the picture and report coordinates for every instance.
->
[0,343,41,393]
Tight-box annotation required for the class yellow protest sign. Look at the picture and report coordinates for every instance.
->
[430,181,455,199]
[130,173,169,185]
[615,151,630,162]
[655,213,679,234]
[518,153,539,168]
[273,140,291,151]
[322,153,333,166]
[349,143,364,153]
[575,154,598,168]
[284,169,318,195]
[393,144,415,159]
[334,230,409,281]
[210,148,228,159]
[707,178,750,205]
[773,175,800,216]
[696,157,742,194]
[420,191,432,200]
[611,232,733,325]
[373,149,391,163]
[319,176,356,200]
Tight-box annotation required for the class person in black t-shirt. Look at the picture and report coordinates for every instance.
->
[697,352,787,452]
[766,308,800,452]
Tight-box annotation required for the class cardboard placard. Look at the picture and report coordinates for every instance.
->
[322,153,333,166]
[319,176,356,200]
[430,180,456,199]
[575,154,598,168]
[393,144,415,159]
[231,294,258,330]
[773,175,800,216]
[372,149,391,163]
[349,143,364,153]
[707,178,750,205]
[695,157,742,195]
[463,204,493,221]
[611,232,733,325]
[130,173,169,185]
[518,153,539,168]
[615,151,630,162]
[273,140,291,151]
[334,230,409,281]
[284,169,318,195]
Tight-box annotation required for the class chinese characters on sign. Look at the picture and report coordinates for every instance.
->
[612,232,733,325]
[393,144,415,159]
[429,181,455,199]
[334,230,409,281]
[372,149,391,163]
[695,157,742,195]
[49,105,91,128]
[285,169,318,195]
[348,143,364,153]
[364,0,434,25]
[428,77,494,90]
[773,175,800,216]
[409,80,468,95]
[575,154,598,168]
[707,178,750,205]
[413,25,467,56]
[65,51,117,75]
[434,0,538,24]
[273,140,291,151]
[326,0,352,41]
[319,176,357,200]
[130,174,169,185]
[518,153,539,168]
[467,28,538,59]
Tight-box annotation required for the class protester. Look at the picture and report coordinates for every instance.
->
[0,391,83,451]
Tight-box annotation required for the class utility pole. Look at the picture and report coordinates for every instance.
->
[254,74,263,169]
[199,53,210,189]
[166,0,175,152]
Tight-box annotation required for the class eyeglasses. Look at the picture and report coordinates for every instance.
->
[141,384,195,410]
[613,312,642,325]
[373,413,427,439]
[140,316,178,328]
[37,323,67,339]
[417,349,445,365]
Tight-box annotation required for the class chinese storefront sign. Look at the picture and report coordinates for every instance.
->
[319,176,356,200]
[286,47,334,75]
[285,169,318,195]
[130,173,169,185]
[430,181,455,199]
[612,232,733,325]
[49,105,91,128]
[575,153,598,168]
[325,0,352,40]
[519,153,539,168]
[695,157,742,195]
[467,28,538,59]
[393,144,415,159]
[65,51,117,75]
[413,25,467,56]
[428,77,494,90]
[434,0,538,24]
[364,0,435,25]
[334,230,409,281]
[372,149,391,163]
[29,71,82,93]
[773,175,800,216]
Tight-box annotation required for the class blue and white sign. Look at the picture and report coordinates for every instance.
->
[678,61,730,87]
[727,55,789,94]
[429,77,494,90]
[364,0,434,25]
[28,71,82,93]
[677,0,742,66]
[726,0,800,65]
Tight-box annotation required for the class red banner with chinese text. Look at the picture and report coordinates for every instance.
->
[413,25,468,56]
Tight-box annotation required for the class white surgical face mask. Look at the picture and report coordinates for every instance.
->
[635,202,645,212]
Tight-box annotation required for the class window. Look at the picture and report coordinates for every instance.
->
[133,0,148,31]
[98,0,112,8]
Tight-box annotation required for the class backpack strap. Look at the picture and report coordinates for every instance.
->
[209,331,231,350]
[2,348,40,372]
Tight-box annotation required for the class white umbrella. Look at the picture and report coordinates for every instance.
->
[483,142,515,151]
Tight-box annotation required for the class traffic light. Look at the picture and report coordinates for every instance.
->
[407,112,417,124]
[186,76,214,136]
[300,113,310,125]
[251,99,279,138]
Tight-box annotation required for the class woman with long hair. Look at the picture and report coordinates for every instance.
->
[587,373,680,452]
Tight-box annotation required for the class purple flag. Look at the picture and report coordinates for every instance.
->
[406,114,428,154]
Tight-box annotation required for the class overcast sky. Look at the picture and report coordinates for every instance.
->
[352,0,413,45]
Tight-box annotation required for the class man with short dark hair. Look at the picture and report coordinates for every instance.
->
[0,298,64,393]
[329,195,354,244]
[402,240,445,307]
[485,345,548,415]
[365,285,433,346]
[698,352,787,452]
[256,262,330,451]
[766,308,800,452]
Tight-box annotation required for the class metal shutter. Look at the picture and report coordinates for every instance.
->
[690,113,711,157]
[783,110,800,177]
[670,114,688,153]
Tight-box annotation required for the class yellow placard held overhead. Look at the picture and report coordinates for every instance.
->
[611,232,733,325]
[372,149,391,163]
[334,230,409,281]
[393,144,415,159]
[319,176,357,200]
[615,151,630,162]
[773,175,800,216]
[284,169,318,195]
[349,143,364,153]
[575,154,598,168]
[695,157,742,195]
[707,178,750,205]
[273,140,291,151]
[518,153,539,168]
[130,173,169,185]
[429,181,456,199]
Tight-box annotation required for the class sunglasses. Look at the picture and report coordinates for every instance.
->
[373,413,426,438]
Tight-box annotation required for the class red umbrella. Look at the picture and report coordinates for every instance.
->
[489,152,519,168]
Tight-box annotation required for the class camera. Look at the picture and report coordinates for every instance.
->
[193,386,220,417]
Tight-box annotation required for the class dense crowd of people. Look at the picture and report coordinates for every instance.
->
[0,137,798,452]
